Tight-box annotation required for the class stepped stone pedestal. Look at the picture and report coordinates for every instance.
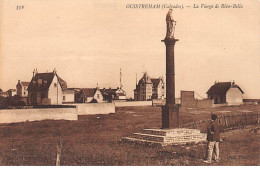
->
[122,11,206,146]
[121,128,206,146]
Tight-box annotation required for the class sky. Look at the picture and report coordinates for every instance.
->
[0,0,260,99]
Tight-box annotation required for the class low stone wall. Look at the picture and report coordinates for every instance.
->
[197,99,213,109]
[114,101,152,107]
[213,103,228,108]
[72,103,115,115]
[181,100,197,108]
[0,108,78,124]
[152,99,166,106]
[181,99,213,109]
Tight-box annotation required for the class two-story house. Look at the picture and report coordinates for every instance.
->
[134,72,165,101]
[27,69,66,105]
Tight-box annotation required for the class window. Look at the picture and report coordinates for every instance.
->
[24,87,26,90]
[63,96,66,101]
[97,94,100,99]
[24,92,26,95]
[54,83,57,87]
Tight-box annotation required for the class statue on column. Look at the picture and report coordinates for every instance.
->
[166,9,176,39]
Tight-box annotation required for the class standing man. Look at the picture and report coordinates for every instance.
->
[203,114,220,164]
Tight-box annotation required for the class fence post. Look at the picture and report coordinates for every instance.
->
[245,113,247,126]
[224,115,228,130]
[256,112,259,124]
[250,112,253,125]
[56,140,62,166]
[234,115,237,129]
[192,121,196,129]
[219,116,224,131]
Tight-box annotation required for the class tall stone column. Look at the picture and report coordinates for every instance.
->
[121,11,207,146]
[161,38,179,129]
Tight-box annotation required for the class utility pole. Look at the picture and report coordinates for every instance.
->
[120,68,123,89]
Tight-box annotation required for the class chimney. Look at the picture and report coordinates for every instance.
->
[33,69,35,77]
[232,80,235,86]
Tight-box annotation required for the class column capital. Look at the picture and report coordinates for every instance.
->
[161,38,179,45]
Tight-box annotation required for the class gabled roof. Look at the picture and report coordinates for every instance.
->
[81,88,97,97]
[206,82,244,95]
[151,78,160,88]
[138,72,152,85]
[231,84,244,94]
[101,88,126,96]
[21,82,30,86]
[28,72,66,91]
[28,73,54,91]
[58,76,67,90]
[117,92,126,96]
[8,89,16,92]
[0,92,8,97]
[101,89,116,96]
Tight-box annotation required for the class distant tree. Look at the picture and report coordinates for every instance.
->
[0,97,9,109]
[0,88,3,92]
[9,95,22,106]
[17,101,26,107]
[151,93,158,99]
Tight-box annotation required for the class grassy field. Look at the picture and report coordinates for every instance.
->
[0,105,259,166]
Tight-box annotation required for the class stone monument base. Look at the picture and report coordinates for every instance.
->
[121,128,206,146]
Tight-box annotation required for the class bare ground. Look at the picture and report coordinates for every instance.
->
[0,105,259,166]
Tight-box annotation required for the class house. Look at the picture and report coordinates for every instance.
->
[27,69,66,105]
[7,89,17,97]
[0,91,9,98]
[151,78,165,99]
[134,72,165,101]
[101,88,127,102]
[16,80,30,97]
[78,87,103,103]
[62,89,75,103]
[68,88,81,103]
[206,81,244,105]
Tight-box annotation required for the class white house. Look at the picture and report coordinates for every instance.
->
[62,89,75,103]
[79,87,104,103]
[27,69,66,105]
[206,81,244,105]
[101,87,127,102]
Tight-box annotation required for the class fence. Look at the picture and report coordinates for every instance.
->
[181,112,260,132]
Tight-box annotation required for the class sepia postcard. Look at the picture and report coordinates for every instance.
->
[0,0,259,166]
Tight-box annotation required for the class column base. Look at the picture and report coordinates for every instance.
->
[161,104,180,129]
[121,128,207,146]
